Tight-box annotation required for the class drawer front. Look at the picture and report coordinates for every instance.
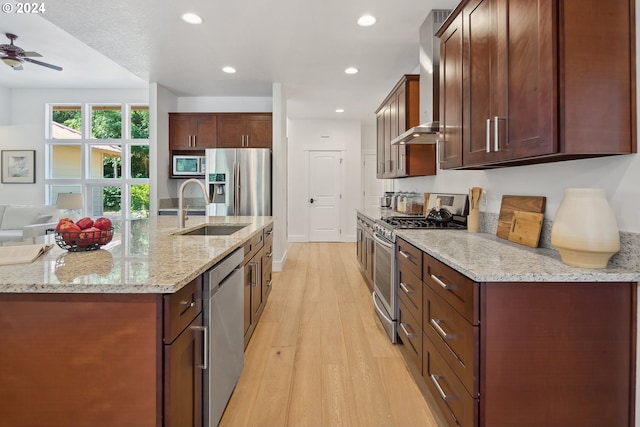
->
[397,238,423,279]
[423,334,478,427]
[424,254,478,324]
[398,265,422,322]
[251,231,264,254]
[398,302,422,374]
[424,284,478,397]
[164,276,202,344]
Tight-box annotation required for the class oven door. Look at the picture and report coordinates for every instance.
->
[372,231,397,343]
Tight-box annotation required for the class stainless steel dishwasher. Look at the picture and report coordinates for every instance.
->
[203,247,245,427]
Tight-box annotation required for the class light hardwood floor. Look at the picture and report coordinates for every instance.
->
[219,242,440,427]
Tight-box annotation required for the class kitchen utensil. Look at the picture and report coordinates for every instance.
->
[426,197,452,223]
[496,195,546,240]
[380,195,392,207]
[423,193,431,216]
[508,210,544,247]
[467,187,482,232]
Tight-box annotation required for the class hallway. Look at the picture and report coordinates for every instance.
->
[219,242,440,427]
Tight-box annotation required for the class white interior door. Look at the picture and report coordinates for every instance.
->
[308,150,342,241]
[362,149,384,210]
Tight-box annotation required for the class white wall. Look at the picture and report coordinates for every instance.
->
[0,88,148,205]
[271,84,288,271]
[288,119,361,242]
[0,86,10,126]
[151,84,178,206]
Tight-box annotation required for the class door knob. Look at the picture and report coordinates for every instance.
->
[310,198,314,203]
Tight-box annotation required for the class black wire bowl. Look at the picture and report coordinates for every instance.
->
[55,227,114,252]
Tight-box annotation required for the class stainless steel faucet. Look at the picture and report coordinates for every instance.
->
[178,178,209,229]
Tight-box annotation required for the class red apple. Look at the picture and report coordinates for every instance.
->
[78,227,101,248]
[75,217,94,230]
[93,217,112,231]
[58,223,81,245]
[55,218,74,232]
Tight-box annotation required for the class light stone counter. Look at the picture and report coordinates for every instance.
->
[357,208,640,282]
[0,216,273,294]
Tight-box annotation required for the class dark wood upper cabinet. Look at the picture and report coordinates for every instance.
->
[217,113,272,149]
[437,0,636,169]
[169,113,217,150]
[376,75,436,179]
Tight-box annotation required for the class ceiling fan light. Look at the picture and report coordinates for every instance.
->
[357,15,377,27]
[2,57,22,68]
[222,66,236,74]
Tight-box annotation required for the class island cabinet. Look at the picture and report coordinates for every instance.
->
[217,113,272,149]
[437,0,636,169]
[242,225,275,348]
[393,238,636,427]
[375,75,436,179]
[169,113,217,150]
[0,277,204,427]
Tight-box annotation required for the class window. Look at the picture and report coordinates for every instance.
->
[45,104,150,219]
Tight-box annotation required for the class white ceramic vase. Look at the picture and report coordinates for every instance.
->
[550,188,620,269]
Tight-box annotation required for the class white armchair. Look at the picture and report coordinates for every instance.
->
[0,204,62,243]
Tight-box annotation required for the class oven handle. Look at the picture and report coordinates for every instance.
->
[373,232,393,249]
[372,291,394,323]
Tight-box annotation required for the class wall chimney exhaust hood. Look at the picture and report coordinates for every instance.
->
[391,121,439,145]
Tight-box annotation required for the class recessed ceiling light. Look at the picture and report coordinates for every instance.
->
[345,67,359,75]
[336,109,345,113]
[181,13,203,24]
[357,15,377,27]
[222,66,237,74]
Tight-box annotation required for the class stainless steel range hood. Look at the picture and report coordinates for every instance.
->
[391,121,439,145]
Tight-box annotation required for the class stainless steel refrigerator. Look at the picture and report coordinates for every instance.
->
[205,148,271,216]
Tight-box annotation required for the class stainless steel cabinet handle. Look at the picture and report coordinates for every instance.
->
[494,116,499,152]
[266,251,273,259]
[180,300,195,309]
[265,279,272,288]
[430,374,454,401]
[399,282,414,294]
[193,135,197,147]
[246,135,249,147]
[191,325,208,370]
[400,322,416,338]
[398,250,413,261]
[265,228,273,237]
[430,319,454,339]
[486,118,491,152]
[430,274,453,290]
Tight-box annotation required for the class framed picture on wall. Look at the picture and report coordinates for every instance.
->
[1,150,36,184]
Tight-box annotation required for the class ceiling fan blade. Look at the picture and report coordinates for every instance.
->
[23,57,62,71]
[12,65,23,70]
[22,51,42,58]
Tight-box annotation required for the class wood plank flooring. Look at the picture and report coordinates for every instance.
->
[220,242,440,427]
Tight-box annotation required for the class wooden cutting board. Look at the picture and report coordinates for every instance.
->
[508,210,544,248]
[496,195,546,240]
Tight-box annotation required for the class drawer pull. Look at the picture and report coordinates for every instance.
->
[266,251,273,259]
[398,250,414,261]
[265,279,272,288]
[399,282,414,294]
[430,319,455,340]
[430,374,455,401]
[180,300,195,309]
[431,274,453,290]
[399,322,417,338]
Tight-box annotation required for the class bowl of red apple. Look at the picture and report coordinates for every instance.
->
[54,216,114,252]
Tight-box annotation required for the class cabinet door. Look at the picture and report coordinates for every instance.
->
[463,0,555,166]
[383,105,393,178]
[376,111,386,178]
[250,252,264,321]
[217,115,246,148]
[246,114,272,148]
[169,115,196,150]
[439,13,464,169]
[164,312,203,427]
[365,235,374,282]
[193,116,217,149]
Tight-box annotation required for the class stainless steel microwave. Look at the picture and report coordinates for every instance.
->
[172,155,206,176]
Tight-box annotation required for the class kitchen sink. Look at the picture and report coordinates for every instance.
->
[176,224,249,236]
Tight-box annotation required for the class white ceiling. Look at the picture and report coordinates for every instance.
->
[0,0,457,120]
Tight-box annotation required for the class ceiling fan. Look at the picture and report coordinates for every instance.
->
[0,33,62,71]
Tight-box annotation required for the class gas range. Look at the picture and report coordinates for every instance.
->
[373,193,469,242]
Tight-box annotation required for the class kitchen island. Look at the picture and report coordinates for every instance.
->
[358,208,639,427]
[0,215,273,427]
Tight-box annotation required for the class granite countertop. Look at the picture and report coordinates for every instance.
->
[0,216,273,294]
[358,208,640,283]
